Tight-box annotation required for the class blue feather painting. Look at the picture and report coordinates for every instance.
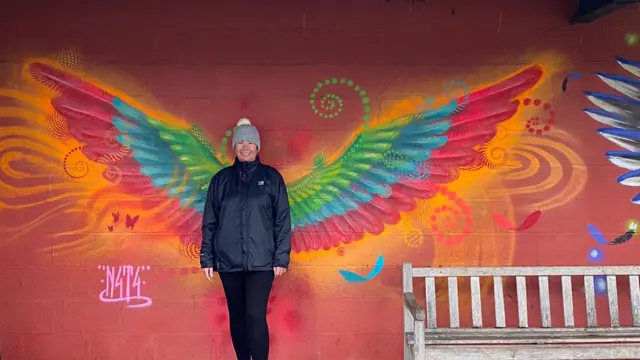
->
[339,255,385,283]
[583,57,640,204]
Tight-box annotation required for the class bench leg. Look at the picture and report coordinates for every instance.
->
[403,337,413,360]
[414,319,426,360]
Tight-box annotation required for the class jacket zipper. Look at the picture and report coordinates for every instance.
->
[243,182,249,271]
[214,232,220,270]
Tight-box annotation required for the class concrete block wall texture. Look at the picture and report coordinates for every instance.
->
[0,0,639,358]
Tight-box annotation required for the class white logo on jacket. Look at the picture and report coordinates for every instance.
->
[258,180,264,186]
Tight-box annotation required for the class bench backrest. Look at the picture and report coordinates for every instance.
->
[403,263,640,330]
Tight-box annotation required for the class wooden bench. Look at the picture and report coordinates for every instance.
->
[403,262,640,360]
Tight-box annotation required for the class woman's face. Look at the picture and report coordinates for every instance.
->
[235,141,258,162]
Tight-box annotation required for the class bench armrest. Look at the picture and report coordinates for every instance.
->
[403,292,425,321]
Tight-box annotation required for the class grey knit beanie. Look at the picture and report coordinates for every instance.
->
[232,118,261,151]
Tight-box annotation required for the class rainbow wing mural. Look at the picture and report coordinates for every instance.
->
[287,67,543,252]
[583,57,640,204]
[29,61,543,255]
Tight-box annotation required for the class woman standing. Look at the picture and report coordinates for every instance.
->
[200,118,291,360]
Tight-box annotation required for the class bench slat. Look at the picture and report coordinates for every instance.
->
[422,327,640,345]
[448,276,460,328]
[424,336,640,345]
[584,275,597,327]
[425,277,437,329]
[516,276,528,328]
[561,275,575,328]
[607,275,620,328]
[493,276,506,328]
[631,275,640,327]
[423,327,640,337]
[423,344,640,359]
[539,276,551,328]
[471,276,482,328]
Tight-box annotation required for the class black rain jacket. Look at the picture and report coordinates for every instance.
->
[199,156,292,272]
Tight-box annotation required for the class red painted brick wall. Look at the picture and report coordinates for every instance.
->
[1,0,640,359]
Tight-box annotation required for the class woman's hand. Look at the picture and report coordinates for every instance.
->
[273,267,287,277]
[203,267,215,281]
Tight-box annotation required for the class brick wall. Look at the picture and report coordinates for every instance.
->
[1,0,639,359]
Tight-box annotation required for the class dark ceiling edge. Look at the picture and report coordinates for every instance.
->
[570,0,640,25]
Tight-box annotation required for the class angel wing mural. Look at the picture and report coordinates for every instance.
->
[26,61,543,259]
[583,57,640,204]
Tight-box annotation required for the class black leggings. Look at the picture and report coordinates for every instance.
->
[219,271,274,360]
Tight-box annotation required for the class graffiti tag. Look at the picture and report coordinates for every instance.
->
[98,264,152,308]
